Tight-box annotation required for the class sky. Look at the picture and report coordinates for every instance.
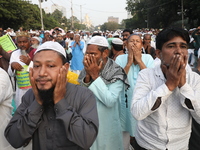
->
[31,0,128,26]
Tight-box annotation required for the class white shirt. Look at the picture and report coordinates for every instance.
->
[0,68,15,150]
[131,65,200,150]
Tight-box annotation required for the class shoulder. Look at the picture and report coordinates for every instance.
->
[11,49,20,55]
[115,54,128,64]
[22,89,35,103]
[66,83,96,108]
[67,83,94,97]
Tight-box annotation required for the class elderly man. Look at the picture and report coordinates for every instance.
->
[30,36,40,49]
[115,34,154,150]
[79,36,129,150]
[70,34,84,75]
[5,41,99,150]
[8,33,36,107]
[131,27,200,150]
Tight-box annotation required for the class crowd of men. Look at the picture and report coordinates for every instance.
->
[0,25,200,150]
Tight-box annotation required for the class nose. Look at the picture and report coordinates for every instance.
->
[174,46,182,55]
[39,66,47,77]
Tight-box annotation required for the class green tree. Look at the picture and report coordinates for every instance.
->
[52,9,63,24]
[101,22,119,31]
[125,0,200,29]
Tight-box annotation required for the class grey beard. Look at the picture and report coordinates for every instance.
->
[31,44,39,49]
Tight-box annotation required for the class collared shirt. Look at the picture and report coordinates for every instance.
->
[131,65,200,150]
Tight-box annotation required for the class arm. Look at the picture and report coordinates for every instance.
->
[179,72,200,124]
[79,41,84,50]
[0,46,11,61]
[131,69,172,120]
[89,77,123,107]
[55,89,99,149]
[4,92,44,148]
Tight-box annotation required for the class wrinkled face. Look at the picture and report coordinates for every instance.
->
[143,34,151,44]
[85,45,108,65]
[33,50,68,91]
[31,38,39,45]
[127,35,143,51]
[122,31,131,40]
[17,36,31,50]
[158,36,188,67]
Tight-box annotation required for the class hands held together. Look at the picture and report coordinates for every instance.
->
[162,54,187,91]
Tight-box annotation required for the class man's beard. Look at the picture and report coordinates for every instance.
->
[31,44,39,49]
[38,86,55,109]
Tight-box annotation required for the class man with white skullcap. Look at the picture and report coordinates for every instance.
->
[109,38,125,60]
[5,41,99,150]
[31,36,40,49]
[79,36,129,150]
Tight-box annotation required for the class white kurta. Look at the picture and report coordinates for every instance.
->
[0,68,15,150]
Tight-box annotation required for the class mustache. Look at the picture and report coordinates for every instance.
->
[35,78,52,82]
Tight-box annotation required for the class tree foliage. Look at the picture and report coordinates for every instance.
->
[125,0,200,29]
[100,22,120,31]
[0,0,87,31]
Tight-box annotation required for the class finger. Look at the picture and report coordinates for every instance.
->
[174,55,182,71]
[98,60,103,70]
[61,66,67,84]
[84,56,90,67]
[91,54,97,65]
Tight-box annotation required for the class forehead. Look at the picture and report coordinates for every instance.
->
[123,32,130,36]
[129,35,141,41]
[164,36,187,45]
[86,45,99,53]
[17,36,29,42]
[33,50,62,62]
[144,34,151,39]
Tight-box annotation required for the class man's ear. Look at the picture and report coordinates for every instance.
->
[63,63,70,71]
[155,49,161,58]
[103,49,109,58]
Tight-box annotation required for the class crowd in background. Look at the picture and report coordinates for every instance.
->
[0,25,200,150]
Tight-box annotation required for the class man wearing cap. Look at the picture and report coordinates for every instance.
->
[70,34,84,75]
[79,36,129,150]
[109,38,125,60]
[8,33,36,107]
[31,36,40,49]
[5,41,99,150]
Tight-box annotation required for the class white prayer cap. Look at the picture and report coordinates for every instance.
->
[32,36,40,42]
[112,32,119,37]
[88,36,109,47]
[44,30,50,33]
[34,41,66,58]
[112,38,123,45]
[8,32,16,37]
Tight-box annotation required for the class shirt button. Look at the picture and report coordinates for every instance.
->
[49,128,51,131]
[55,108,58,112]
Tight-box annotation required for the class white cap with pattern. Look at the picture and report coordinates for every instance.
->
[88,36,109,47]
[34,41,66,58]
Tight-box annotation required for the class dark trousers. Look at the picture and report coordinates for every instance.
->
[131,137,147,150]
